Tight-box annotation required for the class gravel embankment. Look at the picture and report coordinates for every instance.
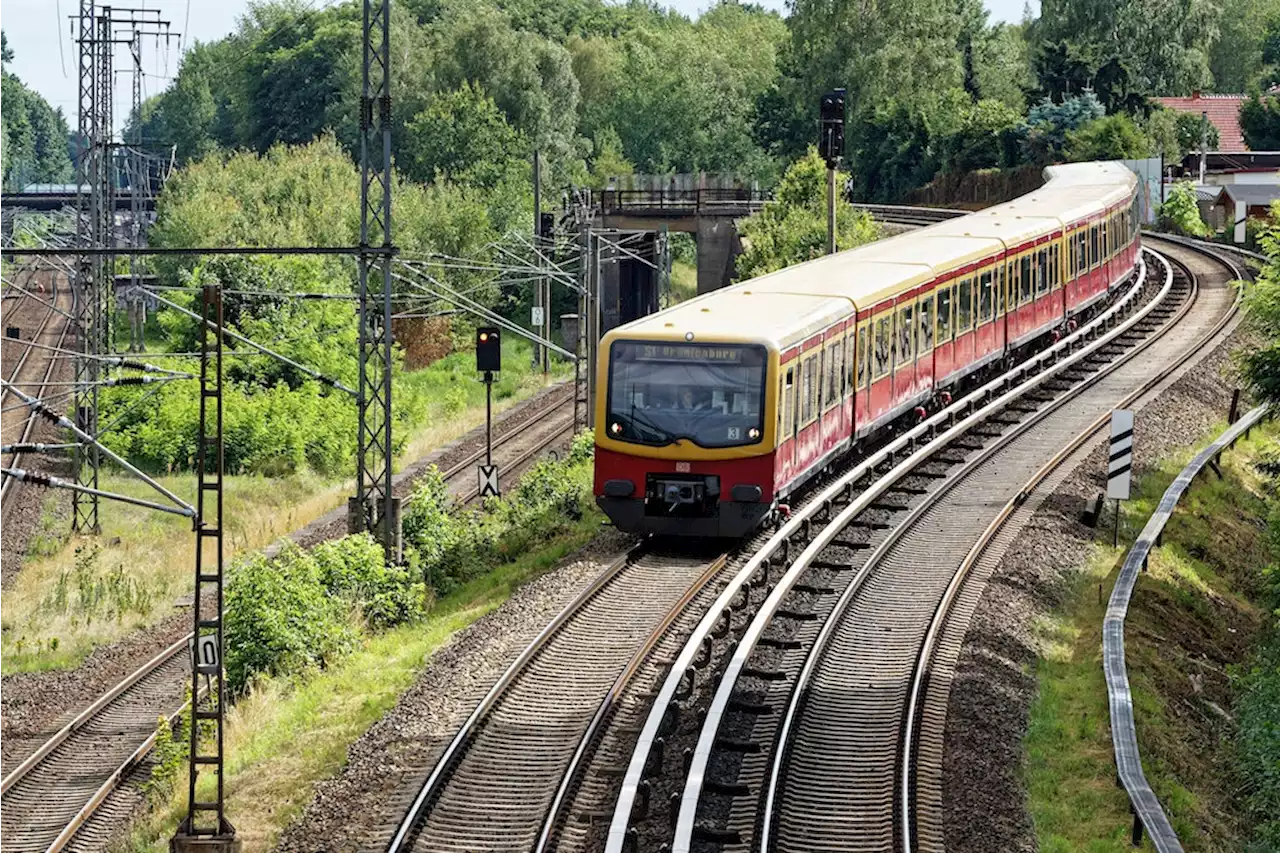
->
[942,319,1255,853]
[274,529,636,852]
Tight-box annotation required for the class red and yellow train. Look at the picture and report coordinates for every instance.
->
[594,162,1142,537]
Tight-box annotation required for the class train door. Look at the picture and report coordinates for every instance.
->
[870,306,893,422]
[855,317,871,434]
[777,360,797,486]
[916,290,935,396]
[954,274,975,369]
[894,298,916,405]
[995,257,1008,354]
[934,282,953,383]
[820,330,843,458]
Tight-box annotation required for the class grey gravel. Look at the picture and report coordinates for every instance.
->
[942,309,1254,853]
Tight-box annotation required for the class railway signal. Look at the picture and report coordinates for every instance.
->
[477,326,501,482]
[819,88,845,255]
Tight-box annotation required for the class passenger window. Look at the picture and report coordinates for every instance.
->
[1019,256,1033,303]
[937,286,953,341]
[857,324,870,388]
[919,295,934,352]
[957,279,973,331]
[782,367,794,437]
[997,263,1007,315]
[844,335,855,395]
[1036,249,1050,295]
[899,304,914,364]
[874,315,891,379]
[825,341,841,406]
[801,356,817,423]
[979,271,993,322]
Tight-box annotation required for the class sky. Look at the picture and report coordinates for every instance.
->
[1,0,1037,135]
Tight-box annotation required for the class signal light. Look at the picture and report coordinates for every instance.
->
[748,427,760,439]
[819,88,846,169]
[476,326,501,373]
[610,422,622,435]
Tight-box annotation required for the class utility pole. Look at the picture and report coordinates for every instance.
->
[351,0,400,563]
[1199,110,1209,185]
[173,282,237,852]
[532,150,542,371]
[73,0,100,534]
[819,88,845,255]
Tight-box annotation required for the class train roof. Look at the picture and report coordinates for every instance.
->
[601,160,1138,354]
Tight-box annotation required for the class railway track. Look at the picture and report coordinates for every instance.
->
[0,385,580,852]
[592,239,1243,853]
[385,543,729,853]
[1,264,73,512]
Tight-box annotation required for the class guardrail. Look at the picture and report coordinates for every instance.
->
[595,188,770,217]
[1104,403,1270,851]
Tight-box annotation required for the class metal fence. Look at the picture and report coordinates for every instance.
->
[1104,403,1270,851]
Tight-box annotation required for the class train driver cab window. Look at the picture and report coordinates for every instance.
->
[898,303,914,364]
[1036,248,1050,296]
[606,341,767,448]
[1019,254,1033,304]
[979,270,994,322]
[957,278,973,332]
[874,313,892,379]
[937,286,953,341]
[918,295,934,352]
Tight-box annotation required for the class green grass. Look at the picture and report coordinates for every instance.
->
[1,337,568,675]
[1025,422,1279,852]
[116,510,603,852]
[670,260,697,304]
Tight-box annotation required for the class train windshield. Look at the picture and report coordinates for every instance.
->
[605,341,767,448]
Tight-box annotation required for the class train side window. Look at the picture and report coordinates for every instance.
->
[898,303,914,364]
[957,278,973,332]
[857,323,870,388]
[781,367,795,438]
[874,314,892,379]
[825,340,841,408]
[1077,231,1087,275]
[1036,248,1050,295]
[800,355,816,424]
[1068,233,1075,277]
[844,335,855,396]
[996,262,1006,315]
[1090,225,1099,267]
[918,295,934,352]
[937,286,953,341]
[1052,243,1061,288]
[978,270,993,322]
[1019,255,1033,303]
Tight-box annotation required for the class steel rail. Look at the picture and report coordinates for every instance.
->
[1,266,72,510]
[386,545,645,851]
[453,414,576,506]
[674,248,1175,853]
[533,555,731,853]
[605,253,1154,853]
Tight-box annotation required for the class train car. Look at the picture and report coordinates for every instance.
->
[594,162,1141,538]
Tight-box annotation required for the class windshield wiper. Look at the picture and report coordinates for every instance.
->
[618,409,675,445]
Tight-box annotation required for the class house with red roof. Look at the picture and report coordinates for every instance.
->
[1152,92,1247,152]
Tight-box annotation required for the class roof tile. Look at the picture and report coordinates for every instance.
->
[1152,94,1247,152]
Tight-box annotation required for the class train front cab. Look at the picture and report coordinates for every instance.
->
[593,331,786,539]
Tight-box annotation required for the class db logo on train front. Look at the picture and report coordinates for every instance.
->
[675,462,691,473]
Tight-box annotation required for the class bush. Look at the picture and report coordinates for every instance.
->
[1157,181,1213,238]
[224,544,356,693]
[312,533,429,629]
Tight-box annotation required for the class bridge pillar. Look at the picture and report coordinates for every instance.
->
[695,217,741,295]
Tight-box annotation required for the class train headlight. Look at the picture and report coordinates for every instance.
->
[610,422,622,435]
[748,427,760,439]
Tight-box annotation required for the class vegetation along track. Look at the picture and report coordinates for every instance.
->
[384,543,730,853]
[0,382,578,850]
[597,240,1242,853]
[1,265,72,512]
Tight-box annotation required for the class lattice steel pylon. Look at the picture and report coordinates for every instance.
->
[350,0,400,562]
[72,0,100,534]
[176,282,237,848]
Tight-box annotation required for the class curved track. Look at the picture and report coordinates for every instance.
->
[597,238,1245,853]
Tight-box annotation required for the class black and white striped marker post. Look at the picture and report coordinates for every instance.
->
[1108,409,1134,547]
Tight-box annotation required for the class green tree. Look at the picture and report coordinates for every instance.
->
[1031,0,1217,98]
[1,43,73,189]
[972,23,1033,112]
[1240,90,1280,150]
[1156,180,1212,237]
[1064,113,1151,160]
[1018,91,1106,165]
[403,82,527,188]
[1209,0,1280,91]
[737,149,881,278]
[587,126,634,187]
[1239,201,1280,404]
[941,98,1024,172]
